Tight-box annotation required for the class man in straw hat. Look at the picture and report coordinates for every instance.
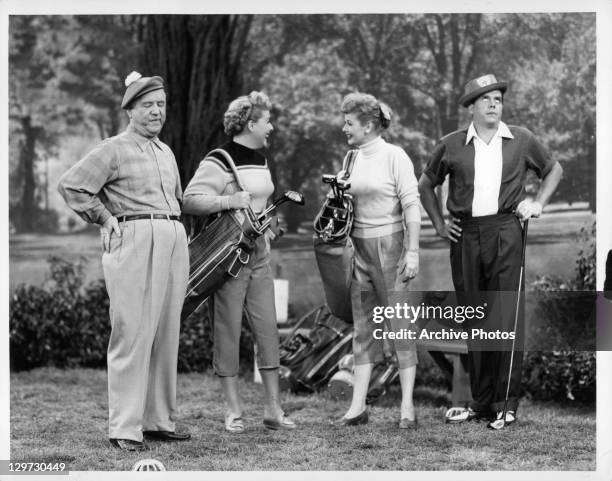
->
[58,72,191,450]
[418,74,563,428]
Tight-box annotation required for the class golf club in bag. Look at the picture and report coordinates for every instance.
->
[488,218,529,430]
[327,353,400,405]
[181,187,305,322]
[279,305,353,393]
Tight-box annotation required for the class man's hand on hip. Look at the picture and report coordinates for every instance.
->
[515,199,543,221]
[436,217,462,243]
[101,216,121,252]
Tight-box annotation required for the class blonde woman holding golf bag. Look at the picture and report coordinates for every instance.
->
[336,93,421,429]
[419,74,562,429]
[183,91,296,433]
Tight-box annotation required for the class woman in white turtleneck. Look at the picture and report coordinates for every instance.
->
[337,92,421,429]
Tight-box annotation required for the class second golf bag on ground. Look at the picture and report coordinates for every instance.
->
[279,305,353,393]
[327,353,400,404]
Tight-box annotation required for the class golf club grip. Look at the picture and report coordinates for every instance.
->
[521,219,529,262]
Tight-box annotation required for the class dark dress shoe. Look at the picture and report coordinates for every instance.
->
[399,416,418,430]
[143,430,191,441]
[336,410,368,426]
[109,438,146,451]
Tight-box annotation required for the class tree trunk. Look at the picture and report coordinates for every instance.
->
[419,14,484,137]
[17,115,40,232]
[584,115,596,212]
[142,15,252,188]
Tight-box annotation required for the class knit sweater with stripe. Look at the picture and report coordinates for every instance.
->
[183,141,274,215]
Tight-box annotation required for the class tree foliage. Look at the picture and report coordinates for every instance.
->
[9,16,142,232]
[9,13,597,233]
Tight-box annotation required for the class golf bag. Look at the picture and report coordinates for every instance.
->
[181,149,304,322]
[181,149,270,321]
[279,305,353,393]
[313,150,358,323]
[327,353,400,404]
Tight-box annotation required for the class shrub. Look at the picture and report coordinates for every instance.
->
[9,256,110,370]
[522,219,596,403]
[10,257,255,373]
[521,351,595,402]
[574,221,596,290]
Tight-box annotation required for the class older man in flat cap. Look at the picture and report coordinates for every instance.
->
[418,74,563,429]
[58,72,190,450]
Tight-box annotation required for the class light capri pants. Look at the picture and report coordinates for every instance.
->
[102,217,189,442]
[351,231,418,369]
[350,230,418,369]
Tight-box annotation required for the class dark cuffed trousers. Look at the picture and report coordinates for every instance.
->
[450,213,525,413]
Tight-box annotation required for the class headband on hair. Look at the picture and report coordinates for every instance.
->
[379,103,391,122]
[241,103,253,121]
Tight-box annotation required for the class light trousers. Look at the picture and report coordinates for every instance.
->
[102,218,189,441]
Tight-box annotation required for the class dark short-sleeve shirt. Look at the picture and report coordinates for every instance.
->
[424,125,554,217]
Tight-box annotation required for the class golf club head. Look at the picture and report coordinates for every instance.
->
[336,179,351,191]
[283,190,305,206]
[322,174,336,184]
[259,190,305,221]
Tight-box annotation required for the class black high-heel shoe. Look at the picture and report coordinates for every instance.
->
[398,415,418,429]
[336,410,368,426]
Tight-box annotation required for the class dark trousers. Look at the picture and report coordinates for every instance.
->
[450,213,524,413]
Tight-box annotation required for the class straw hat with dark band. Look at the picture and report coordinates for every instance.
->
[459,74,507,107]
[121,71,165,109]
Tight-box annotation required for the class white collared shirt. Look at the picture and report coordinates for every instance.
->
[466,121,514,217]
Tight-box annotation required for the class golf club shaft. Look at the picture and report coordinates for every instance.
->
[331,180,339,200]
[501,218,529,422]
[258,196,288,221]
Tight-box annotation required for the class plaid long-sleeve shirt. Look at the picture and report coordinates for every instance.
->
[58,127,182,225]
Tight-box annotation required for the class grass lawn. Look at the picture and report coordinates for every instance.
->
[10,367,595,471]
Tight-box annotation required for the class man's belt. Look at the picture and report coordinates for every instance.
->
[118,214,180,222]
[456,212,516,227]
